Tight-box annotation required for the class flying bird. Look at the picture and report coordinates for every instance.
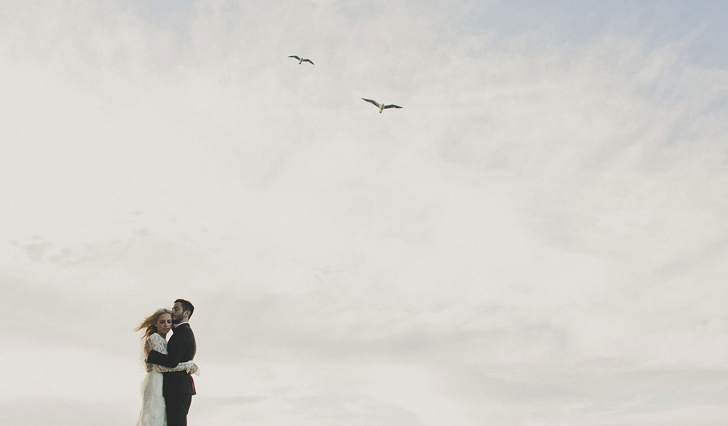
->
[289,55,314,65]
[362,98,403,113]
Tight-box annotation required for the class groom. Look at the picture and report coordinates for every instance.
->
[147,299,197,426]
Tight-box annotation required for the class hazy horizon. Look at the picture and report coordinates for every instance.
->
[2,1,728,425]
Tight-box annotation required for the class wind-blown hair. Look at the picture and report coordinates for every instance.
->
[135,308,172,339]
[175,299,194,319]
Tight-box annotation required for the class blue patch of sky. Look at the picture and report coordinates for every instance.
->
[139,0,195,29]
[138,0,195,51]
[461,0,728,68]
[143,0,194,15]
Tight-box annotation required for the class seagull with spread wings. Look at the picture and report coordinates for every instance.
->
[289,55,314,65]
[361,98,403,113]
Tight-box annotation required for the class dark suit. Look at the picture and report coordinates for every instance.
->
[147,323,196,426]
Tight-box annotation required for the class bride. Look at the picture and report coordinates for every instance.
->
[135,308,199,426]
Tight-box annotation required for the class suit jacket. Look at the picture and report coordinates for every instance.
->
[147,323,197,396]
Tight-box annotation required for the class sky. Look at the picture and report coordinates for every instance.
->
[1,0,728,425]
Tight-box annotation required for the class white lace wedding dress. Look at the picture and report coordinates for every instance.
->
[137,333,196,426]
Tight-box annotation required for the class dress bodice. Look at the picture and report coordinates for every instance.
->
[144,334,168,372]
[138,334,167,426]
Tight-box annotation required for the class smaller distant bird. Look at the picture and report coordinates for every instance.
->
[362,98,403,113]
[289,55,314,65]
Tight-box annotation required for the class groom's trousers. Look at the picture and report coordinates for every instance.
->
[166,394,192,426]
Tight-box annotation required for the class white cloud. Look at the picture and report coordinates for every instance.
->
[1,1,727,425]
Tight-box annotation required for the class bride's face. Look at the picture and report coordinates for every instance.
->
[156,313,172,335]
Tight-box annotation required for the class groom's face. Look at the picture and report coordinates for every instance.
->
[171,302,186,323]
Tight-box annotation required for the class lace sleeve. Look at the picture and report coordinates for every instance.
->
[143,334,169,373]
[141,338,154,373]
[155,361,199,374]
[147,334,198,374]
[149,334,167,354]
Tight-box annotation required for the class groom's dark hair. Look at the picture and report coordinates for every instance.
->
[175,299,195,318]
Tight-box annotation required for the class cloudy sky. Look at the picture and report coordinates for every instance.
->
[1,1,727,425]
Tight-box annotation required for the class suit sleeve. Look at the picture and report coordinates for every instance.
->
[147,331,192,368]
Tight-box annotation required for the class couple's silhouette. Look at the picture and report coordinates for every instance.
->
[136,299,199,426]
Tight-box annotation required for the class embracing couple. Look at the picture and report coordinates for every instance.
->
[135,299,199,426]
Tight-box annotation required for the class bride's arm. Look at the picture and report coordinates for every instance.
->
[147,334,198,374]
[154,361,197,373]
[142,338,154,372]
[147,331,193,368]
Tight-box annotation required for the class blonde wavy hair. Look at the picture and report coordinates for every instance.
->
[135,308,172,339]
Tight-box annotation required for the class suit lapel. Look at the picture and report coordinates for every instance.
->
[168,323,188,348]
